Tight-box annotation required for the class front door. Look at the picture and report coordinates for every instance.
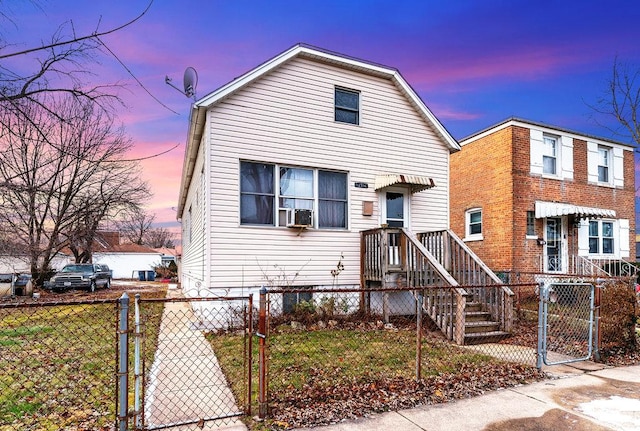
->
[381,190,408,266]
[545,217,564,272]
[383,190,408,227]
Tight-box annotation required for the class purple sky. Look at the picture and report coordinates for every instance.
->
[4,0,640,233]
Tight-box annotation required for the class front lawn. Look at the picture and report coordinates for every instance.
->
[0,286,166,431]
[208,324,544,429]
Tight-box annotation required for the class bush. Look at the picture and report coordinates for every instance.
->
[154,260,178,280]
[599,280,638,349]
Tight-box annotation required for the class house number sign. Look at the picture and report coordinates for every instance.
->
[354,182,369,188]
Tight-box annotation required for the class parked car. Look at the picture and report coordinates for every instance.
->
[0,273,13,297]
[49,264,111,292]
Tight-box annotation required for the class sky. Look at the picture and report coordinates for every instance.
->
[3,0,640,235]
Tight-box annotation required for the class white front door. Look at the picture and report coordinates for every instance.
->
[380,189,409,266]
[545,217,567,272]
[381,189,409,228]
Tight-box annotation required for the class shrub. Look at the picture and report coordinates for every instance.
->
[599,280,638,349]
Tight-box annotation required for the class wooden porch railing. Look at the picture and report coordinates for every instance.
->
[418,229,513,332]
[361,227,513,344]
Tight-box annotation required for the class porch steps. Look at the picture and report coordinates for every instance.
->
[463,302,510,345]
[421,300,511,345]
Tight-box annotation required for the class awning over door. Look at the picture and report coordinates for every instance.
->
[374,174,436,193]
[534,201,616,219]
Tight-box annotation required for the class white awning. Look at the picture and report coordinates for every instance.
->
[534,201,616,219]
[374,174,435,193]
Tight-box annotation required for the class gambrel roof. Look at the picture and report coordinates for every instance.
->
[177,43,460,217]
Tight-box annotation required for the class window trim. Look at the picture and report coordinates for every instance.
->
[465,208,483,241]
[239,161,349,230]
[334,87,360,125]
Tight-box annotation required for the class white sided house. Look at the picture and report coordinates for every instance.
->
[177,44,510,344]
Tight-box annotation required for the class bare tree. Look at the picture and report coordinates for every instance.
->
[0,2,162,159]
[116,208,155,245]
[114,208,174,248]
[0,1,152,102]
[593,58,640,147]
[144,227,175,248]
[0,94,149,284]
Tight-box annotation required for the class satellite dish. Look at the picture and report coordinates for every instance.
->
[183,67,198,99]
[165,66,198,100]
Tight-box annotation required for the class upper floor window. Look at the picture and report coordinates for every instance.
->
[587,142,624,187]
[465,208,482,241]
[542,136,557,175]
[530,129,573,180]
[589,220,614,254]
[335,88,359,125]
[597,146,611,183]
[240,161,348,229]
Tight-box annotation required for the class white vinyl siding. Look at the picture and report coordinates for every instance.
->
[180,141,207,292]
[203,57,451,290]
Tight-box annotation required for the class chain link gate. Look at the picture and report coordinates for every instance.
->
[537,281,596,367]
[116,292,254,431]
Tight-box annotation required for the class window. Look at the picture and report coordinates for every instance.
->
[240,162,275,225]
[465,208,482,240]
[542,136,557,175]
[283,288,313,313]
[589,220,614,254]
[240,161,348,229]
[318,171,348,228]
[598,146,610,183]
[187,206,192,244]
[335,88,359,125]
[526,211,536,236]
[279,167,314,218]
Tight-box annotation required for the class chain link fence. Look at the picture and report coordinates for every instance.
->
[209,284,549,428]
[0,298,119,431]
[132,293,251,431]
[2,278,637,430]
[536,279,596,366]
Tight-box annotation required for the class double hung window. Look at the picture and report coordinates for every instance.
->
[335,88,359,125]
[542,136,557,175]
[588,220,614,254]
[597,146,611,183]
[465,208,482,240]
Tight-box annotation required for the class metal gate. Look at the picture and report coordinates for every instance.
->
[537,281,596,367]
[116,292,254,431]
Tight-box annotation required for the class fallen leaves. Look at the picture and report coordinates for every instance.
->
[265,363,545,429]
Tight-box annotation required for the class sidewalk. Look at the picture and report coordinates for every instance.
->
[292,362,640,431]
[144,288,247,430]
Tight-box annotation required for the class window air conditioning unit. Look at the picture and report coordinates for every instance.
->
[286,208,313,227]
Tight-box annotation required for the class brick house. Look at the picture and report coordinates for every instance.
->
[450,117,636,280]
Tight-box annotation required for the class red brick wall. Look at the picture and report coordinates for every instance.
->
[450,126,514,270]
[451,123,636,275]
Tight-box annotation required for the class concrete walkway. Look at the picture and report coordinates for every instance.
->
[144,288,247,430]
[292,361,640,431]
